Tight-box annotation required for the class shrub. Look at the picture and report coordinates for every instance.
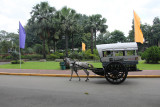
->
[25,47,34,54]
[54,52,64,59]
[11,60,24,64]
[47,54,59,60]
[58,53,64,59]
[69,51,79,59]
[142,46,160,63]
[11,51,19,60]
[21,54,43,60]
[5,55,12,59]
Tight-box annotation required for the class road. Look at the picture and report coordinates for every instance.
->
[0,75,160,107]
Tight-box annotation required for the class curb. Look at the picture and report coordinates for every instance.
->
[0,72,160,78]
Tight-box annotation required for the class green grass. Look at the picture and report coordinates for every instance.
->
[0,60,160,70]
[0,61,60,70]
[137,60,160,70]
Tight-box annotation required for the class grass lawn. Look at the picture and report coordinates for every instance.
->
[0,61,61,70]
[0,60,160,70]
[137,60,160,70]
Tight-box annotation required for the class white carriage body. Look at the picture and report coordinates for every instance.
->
[96,42,139,70]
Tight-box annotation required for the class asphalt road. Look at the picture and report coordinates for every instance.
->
[0,75,160,107]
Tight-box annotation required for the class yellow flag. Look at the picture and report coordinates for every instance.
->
[82,42,85,51]
[134,11,144,44]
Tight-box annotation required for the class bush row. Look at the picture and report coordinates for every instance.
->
[0,49,100,61]
[11,60,24,64]
[141,46,160,63]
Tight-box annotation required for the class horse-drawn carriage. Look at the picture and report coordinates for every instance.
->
[92,42,141,84]
[64,42,141,84]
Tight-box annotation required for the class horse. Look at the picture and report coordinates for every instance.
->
[64,57,94,82]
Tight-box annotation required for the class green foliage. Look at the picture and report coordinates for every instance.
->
[11,60,24,64]
[110,30,126,43]
[25,47,34,54]
[0,54,10,59]
[11,51,19,60]
[47,54,59,60]
[21,54,43,60]
[5,55,12,59]
[47,52,64,60]
[0,40,11,53]
[33,44,43,54]
[69,51,82,60]
[142,46,160,63]
[54,52,64,59]
[68,49,99,60]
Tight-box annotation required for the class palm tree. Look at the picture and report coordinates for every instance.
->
[29,2,56,59]
[85,16,95,54]
[57,6,77,57]
[91,14,108,49]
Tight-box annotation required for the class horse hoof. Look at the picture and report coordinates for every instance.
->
[85,80,88,82]
[69,79,71,81]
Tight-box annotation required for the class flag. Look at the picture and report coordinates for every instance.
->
[82,42,85,51]
[133,11,144,44]
[19,22,26,49]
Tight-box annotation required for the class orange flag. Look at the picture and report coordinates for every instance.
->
[133,11,144,44]
[82,42,85,51]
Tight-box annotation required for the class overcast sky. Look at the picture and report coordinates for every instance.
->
[0,0,160,36]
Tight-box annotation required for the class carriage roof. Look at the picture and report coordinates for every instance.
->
[96,42,138,57]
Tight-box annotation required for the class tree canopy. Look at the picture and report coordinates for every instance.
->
[1,1,160,57]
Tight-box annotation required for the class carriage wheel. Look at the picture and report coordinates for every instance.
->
[104,62,128,84]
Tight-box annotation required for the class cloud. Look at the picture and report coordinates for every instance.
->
[0,0,160,37]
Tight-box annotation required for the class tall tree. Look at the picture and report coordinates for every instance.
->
[0,30,9,42]
[92,14,108,49]
[25,24,42,48]
[85,16,95,54]
[85,14,107,53]
[97,31,111,44]
[29,2,56,58]
[110,30,126,43]
[151,17,160,47]
[56,6,77,56]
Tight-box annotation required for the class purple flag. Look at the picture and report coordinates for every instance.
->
[19,22,26,49]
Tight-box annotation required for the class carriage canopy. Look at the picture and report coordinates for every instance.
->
[96,42,138,58]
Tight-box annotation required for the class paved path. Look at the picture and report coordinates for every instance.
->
[0,76,160,107]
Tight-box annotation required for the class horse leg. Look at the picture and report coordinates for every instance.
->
[84,69,89,82]
[69,68,74,81]
[75,70,81,81]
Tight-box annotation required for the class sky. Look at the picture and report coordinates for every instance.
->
[0,0,160,36]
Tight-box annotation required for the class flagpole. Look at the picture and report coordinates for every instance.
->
[19,39,21,69]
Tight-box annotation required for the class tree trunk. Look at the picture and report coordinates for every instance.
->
[43,39,46,59]
[53,41,56,53]
[94,31,96,49]
[158,39,160,47]
[65,35,68,57]
[91,28,94,54]
[72,34,74,52]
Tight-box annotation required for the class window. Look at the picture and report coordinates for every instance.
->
[103,51,113,57]
[115,51,125,56]
[127,50,135,56]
